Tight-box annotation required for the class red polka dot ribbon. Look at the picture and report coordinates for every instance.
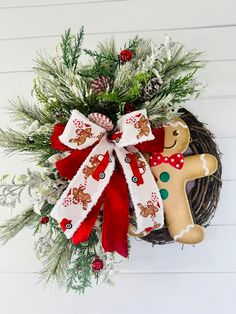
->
[149,153,184,170]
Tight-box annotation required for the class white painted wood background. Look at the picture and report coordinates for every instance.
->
[0,0,236,313]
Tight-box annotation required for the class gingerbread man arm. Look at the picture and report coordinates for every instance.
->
[183,154,218,181]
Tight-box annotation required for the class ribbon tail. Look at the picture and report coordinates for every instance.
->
[115,146,164,234]
[72,194,104,245]
[50,137,115,239]
[56,147,94,180]
[102,169,129,258]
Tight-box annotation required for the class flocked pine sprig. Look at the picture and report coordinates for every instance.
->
[34,56,99,118]
[156,36,204,80]
[0,126,54,159]
[8,97,56,126]
[40,233,73,288]
[0,207,37,244]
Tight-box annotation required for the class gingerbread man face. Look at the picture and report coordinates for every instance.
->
[163,118,190,155]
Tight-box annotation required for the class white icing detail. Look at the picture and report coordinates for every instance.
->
[174,224,195,240]
[200,154,209,175]
[167,121,188,128]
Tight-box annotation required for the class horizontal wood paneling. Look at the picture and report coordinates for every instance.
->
[0,0,236,40]
[187,98,236,138]
[0,0,124,9]
[1,27,236,72]
[0,272,234,314]
[0,226,235,273]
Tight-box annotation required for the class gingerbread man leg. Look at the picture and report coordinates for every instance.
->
[168,154,217,243]
[150,165,205,244]
[163,189,205,244]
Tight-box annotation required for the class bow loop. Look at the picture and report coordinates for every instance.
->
[59,110,106,150]
[116,109,154,147]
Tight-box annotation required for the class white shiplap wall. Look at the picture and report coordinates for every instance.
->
[0,1,236,313]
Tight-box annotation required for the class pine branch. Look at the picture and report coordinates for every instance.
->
[157,42,204,80]
[40,234,73,287]
[0,127,54,156]
[0,128,28,154]
[8,97,55,126]
[0,207,37,244]
[34,54,94,115]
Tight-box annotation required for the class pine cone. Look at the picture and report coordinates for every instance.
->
[141,77,163,101]
[91,76,110,95]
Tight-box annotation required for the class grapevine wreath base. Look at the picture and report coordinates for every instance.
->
[143,108,222,245]
[0,28,222,293]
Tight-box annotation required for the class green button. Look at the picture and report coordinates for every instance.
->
[160,189,169,200]
[160,172,170,182]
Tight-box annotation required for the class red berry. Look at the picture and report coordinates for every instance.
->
[92,257,104,272]
[40,216,49,224]
[120,49,133,63]
[124,102,135,114]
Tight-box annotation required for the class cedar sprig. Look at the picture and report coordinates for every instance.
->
[60,26,84,70]
[159,72,200,103]
[66,230,100,294]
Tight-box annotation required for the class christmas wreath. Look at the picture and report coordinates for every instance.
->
[0,27,222,293]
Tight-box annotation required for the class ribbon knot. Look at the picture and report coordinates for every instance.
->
[49,109,164,257]
[150,153,184,169]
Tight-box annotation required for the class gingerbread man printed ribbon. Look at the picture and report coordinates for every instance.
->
[50,109,164,239]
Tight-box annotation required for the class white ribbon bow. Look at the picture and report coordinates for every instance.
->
[50,109,164,238]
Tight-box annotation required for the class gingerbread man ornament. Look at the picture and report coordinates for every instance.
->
[149,118,218,244]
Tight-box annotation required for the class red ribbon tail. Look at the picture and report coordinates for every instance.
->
[56,147,93,181]
[72,195,103,245]
[102,169,129,258]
